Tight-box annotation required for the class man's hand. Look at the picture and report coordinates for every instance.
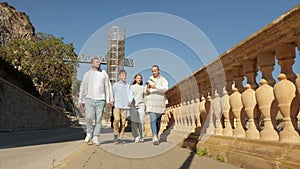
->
[150,83,156,89]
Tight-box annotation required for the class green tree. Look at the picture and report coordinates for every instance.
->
[0,32,78,97]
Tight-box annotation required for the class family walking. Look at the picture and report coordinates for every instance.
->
[78,58,168,146]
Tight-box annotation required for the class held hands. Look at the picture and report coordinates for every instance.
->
[78,103,84,109]
[128,102,131,107]
[109,101,114,107]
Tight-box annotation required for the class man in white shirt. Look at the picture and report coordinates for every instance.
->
[78,58,112,145]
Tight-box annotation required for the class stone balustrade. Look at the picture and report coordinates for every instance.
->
[163,5,300,168]
[164,4,300,146]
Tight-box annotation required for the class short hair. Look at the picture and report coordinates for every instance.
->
[118,69,127,76]
[91,57,100,64]
[152,65,160,70]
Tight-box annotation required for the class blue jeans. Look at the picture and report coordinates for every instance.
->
[149,112,162,136]
[85,99,105,136]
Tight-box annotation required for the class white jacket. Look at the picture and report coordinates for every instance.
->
[145,75,168,114]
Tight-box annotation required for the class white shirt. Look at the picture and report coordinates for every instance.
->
[79,69,111,103]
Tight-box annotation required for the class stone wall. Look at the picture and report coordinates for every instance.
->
[0,77,70,131]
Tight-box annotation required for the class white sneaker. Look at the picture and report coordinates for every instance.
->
[92,136,100,146]
[84,133,92,143]
[134,136,140,143]
[152,135,159,145]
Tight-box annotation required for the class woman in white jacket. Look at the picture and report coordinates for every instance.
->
[145,65,168,145]
[130,73,146,143]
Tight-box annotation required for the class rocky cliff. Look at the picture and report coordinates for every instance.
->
[0,2,35,45]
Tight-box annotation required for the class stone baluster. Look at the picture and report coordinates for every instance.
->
[177,104,182,131]
[257,52,276,86]
[159,108,168,135]
[177,103,183,132]
[190,99,196,133]
[199,95,207,129]
[276,44,299,133]
[233,66,244,92]
[205,93,215,134]
[221,86,232,136]
[173,104,179,131]
[242,84,260,139]
[213,90,223,135]
[229,84,246,138]
[195,98,202,128]
[275,43,297,82]
[256,79,279,141]
[181,101,187,132]
[296,74,300,101]
[185,100,192,132]
[243,60,258,89]
[274,73,300,143]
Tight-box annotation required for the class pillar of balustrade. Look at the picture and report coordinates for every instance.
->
[229,84,246,138]
[255,79,279,141]
[243,60,258,89]
[181,101,187,132]
[185,100,192,132]
[177,103,183,132]
[188,98,194,132]
[221,86,233,136]
[205,93,215,134]
[194,97,202,128]
[160,107,170,135]
[225,70,234,133]
[173,104,179,131]
[274,73,300,143]
[190,99,197,133]
[213,89,223,135]
[242,84,260,139]
[276,43,299,133]
[199,95,207,128]
[257,52,276,86]
[233,65,248,130]
[275,43,297,82]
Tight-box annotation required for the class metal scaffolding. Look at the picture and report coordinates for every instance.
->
[107,26,126,85]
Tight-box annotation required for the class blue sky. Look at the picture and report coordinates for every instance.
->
[3,0,300,87]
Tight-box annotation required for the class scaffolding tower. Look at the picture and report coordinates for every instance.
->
[107,26,126,85]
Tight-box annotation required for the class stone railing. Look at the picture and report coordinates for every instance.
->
[164,3,300,144]
[162,4,300,168]
[0,77,70,131]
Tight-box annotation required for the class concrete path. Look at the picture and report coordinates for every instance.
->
[0,124,242,169]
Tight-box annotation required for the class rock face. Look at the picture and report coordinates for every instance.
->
[0,2,35,45]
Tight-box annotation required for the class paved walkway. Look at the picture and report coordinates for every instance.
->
[0,124,242,169]
[57,125,242,169]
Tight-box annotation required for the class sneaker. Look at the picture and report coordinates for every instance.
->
[119,136,125,144]
[139,137,144,143]
[84,133,92,143]
[92,136,100,146]
[114,134,119,144]
[134,136,140,143]
[152,135,159,145]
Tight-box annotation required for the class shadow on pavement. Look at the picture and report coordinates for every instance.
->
[0,125,113,149]
[179,150,195,169]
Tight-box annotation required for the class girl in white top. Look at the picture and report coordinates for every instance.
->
[130,73,146,143]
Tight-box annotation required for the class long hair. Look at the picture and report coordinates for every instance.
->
[132,73,143,85]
